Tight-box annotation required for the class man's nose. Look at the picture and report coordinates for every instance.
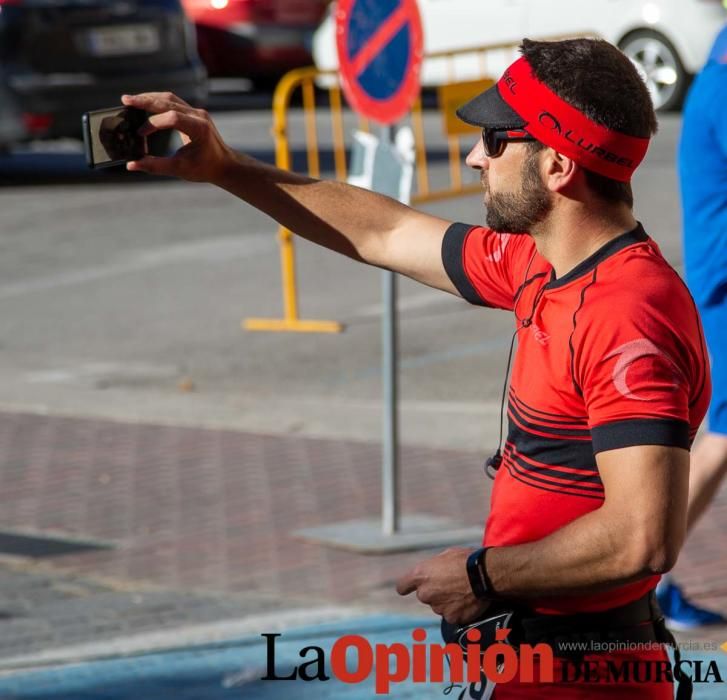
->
[465,138,488,170]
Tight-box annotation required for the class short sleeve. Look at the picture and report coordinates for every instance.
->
[573,295,693,454]
[441,223,536,310]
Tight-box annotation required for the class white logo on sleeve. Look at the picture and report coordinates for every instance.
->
[485,234,512,263]
[604,338,681,400]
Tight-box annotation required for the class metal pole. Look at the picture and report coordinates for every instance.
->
[382,268,400,535]
[379,126,400,536]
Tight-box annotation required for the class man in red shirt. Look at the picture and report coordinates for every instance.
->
[122,37,706,699]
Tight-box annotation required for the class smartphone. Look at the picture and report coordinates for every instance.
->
[82,106,148,169]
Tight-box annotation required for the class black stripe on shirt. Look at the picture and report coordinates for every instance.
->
[509,402,593,440]
[506,448,603,487]
[509,389,589,423]
[508,419,597,470]
[504,458,604,501]
[591,418,691,454]
[509,394,590,431]
[441,223,487,306]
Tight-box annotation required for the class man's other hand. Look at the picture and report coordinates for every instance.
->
[121,92,235,184]
[396,547,491,625]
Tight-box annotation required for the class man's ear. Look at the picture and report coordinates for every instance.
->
[542,148,580,193]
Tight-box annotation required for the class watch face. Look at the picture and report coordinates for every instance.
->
[467,547,490,599]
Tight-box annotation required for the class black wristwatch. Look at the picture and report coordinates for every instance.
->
[466,546,497,600]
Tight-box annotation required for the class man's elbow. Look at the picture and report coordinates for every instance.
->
[641,544,680,576]
[625,531,684,578]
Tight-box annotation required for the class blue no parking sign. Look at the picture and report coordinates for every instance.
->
[336,0,424,125]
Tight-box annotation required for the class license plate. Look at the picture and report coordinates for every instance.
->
[85,24,160,57]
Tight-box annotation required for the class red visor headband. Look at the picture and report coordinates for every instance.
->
[497,57,650,182]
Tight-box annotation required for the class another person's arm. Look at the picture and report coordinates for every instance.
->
[122,92,456,294]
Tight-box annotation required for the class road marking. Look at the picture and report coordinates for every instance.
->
[0,607,369,672]
[0,233,276,302]
[400,336,511,370]
[24,362,179,385]
[353,290,457,318]
[330,335,513,382]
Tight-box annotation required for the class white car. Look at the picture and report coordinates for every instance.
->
[313,0,727,111]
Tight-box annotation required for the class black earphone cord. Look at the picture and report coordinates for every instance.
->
[485,254,546,480]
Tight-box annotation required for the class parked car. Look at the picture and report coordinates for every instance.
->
[0,0,208,150]
[313,0,727,111]
[0,83,25,150]
[181,0,329,87]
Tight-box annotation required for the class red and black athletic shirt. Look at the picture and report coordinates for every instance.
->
[442,222,711,614]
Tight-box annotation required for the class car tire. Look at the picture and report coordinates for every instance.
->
[251,75,281,93]
[619,29,689,112]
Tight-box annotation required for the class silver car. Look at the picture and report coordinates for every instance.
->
[0,0,208,150]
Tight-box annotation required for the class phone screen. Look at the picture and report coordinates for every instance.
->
[83,106,148,168]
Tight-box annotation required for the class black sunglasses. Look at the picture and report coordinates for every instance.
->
[482,128,535,157]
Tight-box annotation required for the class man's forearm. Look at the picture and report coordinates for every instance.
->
[486,506,667,599]
[213,151,414,267]
[120,93,456,293]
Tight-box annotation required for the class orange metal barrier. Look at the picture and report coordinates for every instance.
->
[242,66,349,333]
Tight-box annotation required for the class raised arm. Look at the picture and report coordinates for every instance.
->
[122,92,458,295]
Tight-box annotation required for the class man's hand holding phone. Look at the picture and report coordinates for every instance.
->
[121,92,236,184]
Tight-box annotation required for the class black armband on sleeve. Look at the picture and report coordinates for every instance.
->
[591,418,691,454]
[441,223,488,306]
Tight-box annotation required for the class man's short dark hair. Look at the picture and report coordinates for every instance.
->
[520,38,658,207]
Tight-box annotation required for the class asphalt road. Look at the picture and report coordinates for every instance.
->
[0,100,685,452]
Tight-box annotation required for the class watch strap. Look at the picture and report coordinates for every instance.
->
[466,546,492,600]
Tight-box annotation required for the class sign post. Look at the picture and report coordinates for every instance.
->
[294,0,481,552]
[378,125,401,537]
[347,124,416,537]
[338,0,423,538]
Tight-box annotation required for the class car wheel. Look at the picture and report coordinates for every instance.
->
[619,30,688,112]
[251,75,282,93]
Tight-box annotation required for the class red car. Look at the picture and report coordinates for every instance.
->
[181,0,329,87]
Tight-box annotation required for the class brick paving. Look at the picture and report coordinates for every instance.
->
[0,410,724,659]
[0,412,489,610]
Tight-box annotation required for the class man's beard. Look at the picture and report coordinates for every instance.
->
[484,148,552,233]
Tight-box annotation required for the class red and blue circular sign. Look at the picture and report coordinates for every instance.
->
[335,0,424,125]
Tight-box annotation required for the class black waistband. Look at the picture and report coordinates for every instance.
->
[520,592,656,645]
[440,592,692,699]
[519,592,692,699]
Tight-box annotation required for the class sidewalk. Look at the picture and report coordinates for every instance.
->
[0,410,487,608]
[0,409,487,669]
[0,410,724,696]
